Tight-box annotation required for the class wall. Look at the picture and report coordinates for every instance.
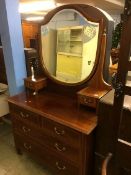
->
[0,0,27,96]
[22,21,39,48]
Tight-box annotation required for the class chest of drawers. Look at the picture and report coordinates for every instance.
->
[8,92,97,175]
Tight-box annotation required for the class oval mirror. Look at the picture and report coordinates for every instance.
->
[41,8,100,84]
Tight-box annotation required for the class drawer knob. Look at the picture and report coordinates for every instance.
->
[54,143,66,152]
[20,112,29,118]
[29,83,33,87]
[83,97,93,104]
[24,143,31,150]
[26,114,29,118]
[20,112,24,117]
[54,127,65,135]
[56,161,66,170]
[22,126,31,133]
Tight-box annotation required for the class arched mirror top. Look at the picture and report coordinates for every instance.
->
[39,4,110,86]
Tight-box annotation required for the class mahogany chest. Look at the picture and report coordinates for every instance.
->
[8,91,97,175]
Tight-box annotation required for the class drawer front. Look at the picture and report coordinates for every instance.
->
[43,118,82,149]
[24,81,35,90]
[14,134,79,175]
[13,118,81,164]
[12,118,46,143]
[10,104,81,149]
[24,78,46,90]
[9,104,42,127]
[48,153,79,175]
[78,95,97,108]
[45,136,80,164]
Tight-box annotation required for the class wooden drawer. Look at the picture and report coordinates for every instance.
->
[14,134,79,175]
[44,136,80,164]
[47,152,79,175]
[12,118,46,143]
[24,80,35,90]
[78,95,97,108]
[43,118,82,149]
[24,77,47,91]
[13,118,81,164]
[9,104,42,127]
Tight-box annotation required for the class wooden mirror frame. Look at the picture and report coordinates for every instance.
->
[39,4,110,86]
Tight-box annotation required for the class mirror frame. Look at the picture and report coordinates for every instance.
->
[39,4,106,86]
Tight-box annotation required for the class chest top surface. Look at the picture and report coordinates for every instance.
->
[8,91,97,135]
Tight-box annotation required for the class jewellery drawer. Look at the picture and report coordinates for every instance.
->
[43,118,82,148]
[14,134,79,175]
[24,77,47,91]
[78,95,97,108]
[9,104,42,127]
[24,80,35,90]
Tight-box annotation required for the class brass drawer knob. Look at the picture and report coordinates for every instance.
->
[20,112,24,117]
[29,83,33,87]
[54,143,66,152]
[22,126,31,133]
[83,97,93,104]
[54,127,65,135]
[55,161,66,170]
[20,112,29,118]
[24,143,31,150]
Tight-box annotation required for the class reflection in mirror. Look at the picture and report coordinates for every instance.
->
[41,9,99,83]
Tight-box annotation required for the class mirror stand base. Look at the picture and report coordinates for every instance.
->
[24,76,47,95]
[77,87,110,109]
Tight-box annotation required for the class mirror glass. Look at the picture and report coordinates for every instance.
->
[41,9,99,83]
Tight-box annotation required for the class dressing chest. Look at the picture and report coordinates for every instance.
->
[8,4,113,175]
[8,92,97,175]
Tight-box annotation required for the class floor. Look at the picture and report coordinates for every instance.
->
[0,119,51,175]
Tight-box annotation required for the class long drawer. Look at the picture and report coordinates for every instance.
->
[14,133,80,175]
[12,118,81,164]
[10,104,82,149]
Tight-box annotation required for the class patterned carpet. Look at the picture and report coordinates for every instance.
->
[0,120,51,175]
